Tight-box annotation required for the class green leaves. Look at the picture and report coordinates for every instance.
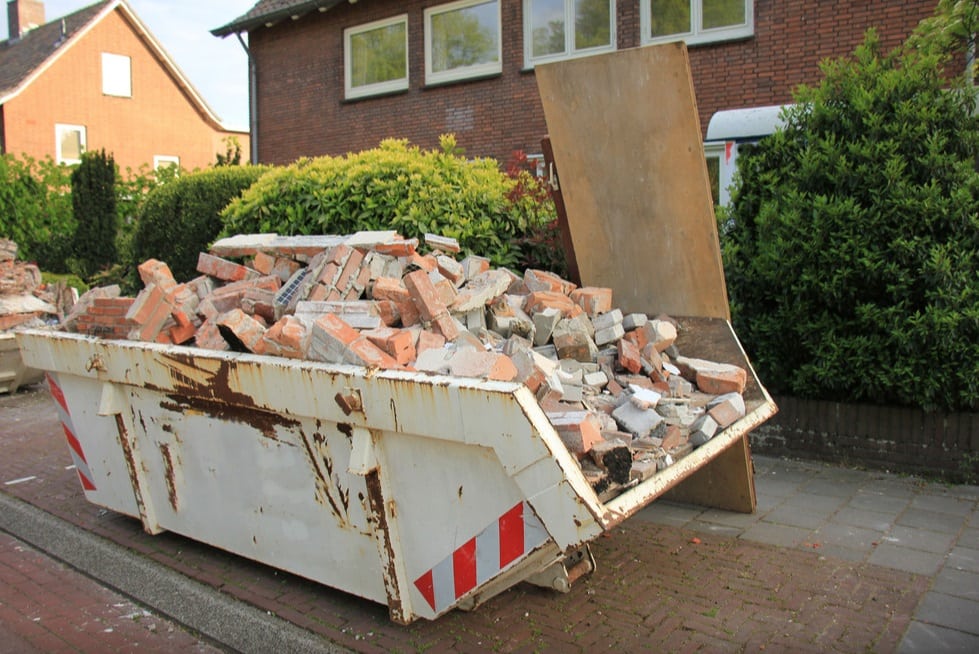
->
[219,138,558,269]
[131,165,270,287]
[724,27,979,412]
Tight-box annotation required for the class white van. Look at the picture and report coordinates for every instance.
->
[703,104,787,207]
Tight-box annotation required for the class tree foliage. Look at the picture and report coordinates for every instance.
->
[0,155,73,271]
[723,28,979,412]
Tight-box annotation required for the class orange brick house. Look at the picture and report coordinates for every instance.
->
[214,0,936,203]
[0,0,249,172]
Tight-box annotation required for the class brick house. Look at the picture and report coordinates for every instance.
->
[214,0,935,192]
[0,0,249,172]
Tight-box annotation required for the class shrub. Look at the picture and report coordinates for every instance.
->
[220,136,554,268]
[723,29,979,412]
[503,151,566,277]
[0,154,73,270]
[130,165,269,287]
[70,149,117,280]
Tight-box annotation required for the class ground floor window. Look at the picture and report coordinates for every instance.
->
[524,0,616,67]
[344,14,409,99]
[641,0,752,46]
[56,124,86,164]
[425,0,501,85]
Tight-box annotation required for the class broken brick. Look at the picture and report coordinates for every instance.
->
[216,308,267,353]
[570,287,613,316]
[261,315,309,359]
[197,252,259,282]
[363,326,416,365]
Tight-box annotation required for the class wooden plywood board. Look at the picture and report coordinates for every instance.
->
[535,42,730,320]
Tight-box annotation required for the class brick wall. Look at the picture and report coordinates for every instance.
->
[249,0,936,165]
[751,396,979,483]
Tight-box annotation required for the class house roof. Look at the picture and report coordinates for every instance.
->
[211,0,347,37]
[0,0,110,96]
[0,0,232,131]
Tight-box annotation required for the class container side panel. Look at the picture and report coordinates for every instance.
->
[119,386,388,604]
[47,373,140,517]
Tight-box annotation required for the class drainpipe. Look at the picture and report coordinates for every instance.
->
[234,31,259,165]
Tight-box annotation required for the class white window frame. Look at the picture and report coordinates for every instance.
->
[344,14,409,100]
[153,155,180,170]
[55,124,86,164]
[640,0,753,47]
[425,0,502,85]
[523,0,616,68]
[101,52,132,97]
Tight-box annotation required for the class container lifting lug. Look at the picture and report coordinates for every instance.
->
[335,389,364,416]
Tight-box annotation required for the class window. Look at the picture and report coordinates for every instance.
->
[154,155,180,170]
[641,0,752,46]
[344,15,408,100]
[525,0,615,66]
[425,0,501,85]
[102,52,132,97]
[703,143,723,208]
[56,124,86,164]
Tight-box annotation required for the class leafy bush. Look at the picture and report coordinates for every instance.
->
[220,136,556,269]
[0,154,73,270]
[41,272,89,295]
[131,165,269,286]
[503,151,566,277]
[723,29,979,412]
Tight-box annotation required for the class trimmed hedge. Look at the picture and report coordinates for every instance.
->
[220,136,556,269]
[131,165,270,286]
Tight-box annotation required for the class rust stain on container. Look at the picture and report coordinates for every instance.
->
[298,426,350,526]
[365,470,407,624]
[160,443,179,512]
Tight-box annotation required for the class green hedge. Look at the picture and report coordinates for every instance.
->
[723,30,979,412]
[220,136,556,269]
[131,165,269,286]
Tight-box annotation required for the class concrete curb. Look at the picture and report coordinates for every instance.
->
[0,491,349,654]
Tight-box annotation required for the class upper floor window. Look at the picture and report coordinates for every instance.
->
[56,124,86,165]
[425,0,501,85]
[641,0,752,46]
[525,0,615,67]
[344,14,408,100]
[101,52,132,97]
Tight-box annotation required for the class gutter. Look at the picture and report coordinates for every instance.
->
[211,0,345,38]
[234,32,259,165]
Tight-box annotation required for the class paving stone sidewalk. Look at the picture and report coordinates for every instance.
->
[2,384,978,652]
[0,530,224,653]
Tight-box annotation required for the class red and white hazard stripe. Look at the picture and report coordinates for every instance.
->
[46,373,97,492]
[413,500,548,613]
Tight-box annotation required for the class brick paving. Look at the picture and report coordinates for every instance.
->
[0,531,222,653]
[0,383,955,652]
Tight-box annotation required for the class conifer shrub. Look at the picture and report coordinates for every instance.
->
[70,149,117,280]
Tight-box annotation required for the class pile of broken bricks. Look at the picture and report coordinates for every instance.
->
[64,231,750,499]
[0,239,69,332]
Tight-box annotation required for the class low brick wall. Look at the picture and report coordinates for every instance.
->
[749,396,979,483]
